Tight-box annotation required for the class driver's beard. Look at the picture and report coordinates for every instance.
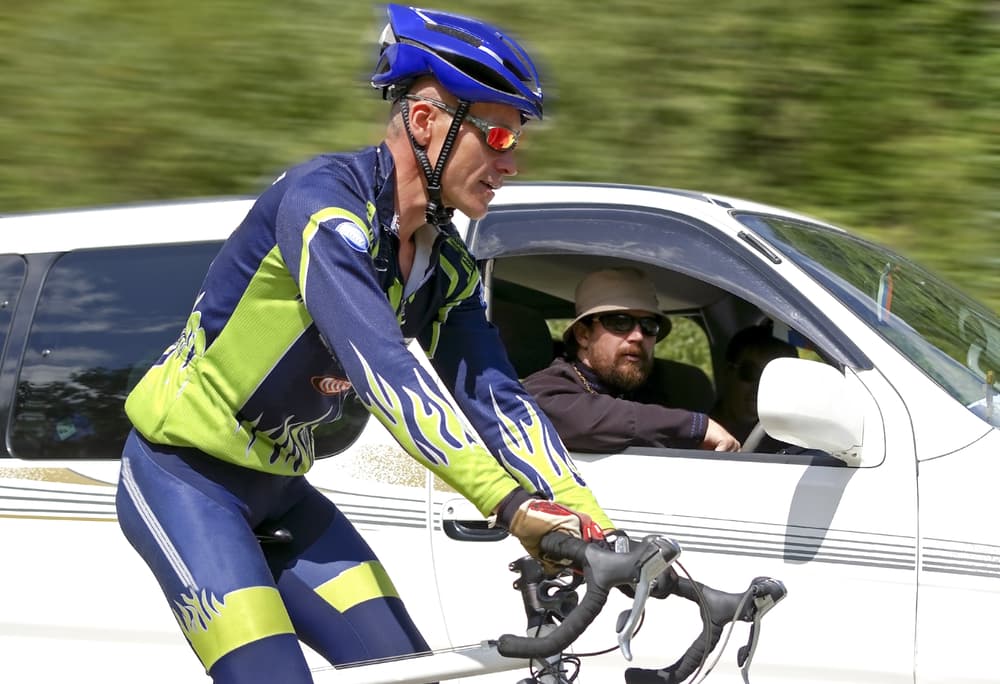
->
[604,356,653,393]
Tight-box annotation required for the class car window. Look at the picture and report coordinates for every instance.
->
[661,315,713,382]
[740,212,1000,425]
[0,256,27,368]
[480,218,844,464]
[10,242,221,459]
[471,205,869,371]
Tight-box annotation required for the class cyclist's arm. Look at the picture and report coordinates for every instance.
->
[275,183,521,517]
[424,283,614,530]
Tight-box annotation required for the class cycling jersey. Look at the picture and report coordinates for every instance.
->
[126,143,611,528]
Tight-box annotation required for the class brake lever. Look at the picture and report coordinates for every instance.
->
[736,577,787,683]
[616,536,682,661]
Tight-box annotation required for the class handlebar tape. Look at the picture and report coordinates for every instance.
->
[496,534,610,659]
[624,578,743,684]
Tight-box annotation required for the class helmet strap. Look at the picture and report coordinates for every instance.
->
[400,96,471,227]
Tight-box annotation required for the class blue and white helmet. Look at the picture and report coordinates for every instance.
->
[372,4,544,121]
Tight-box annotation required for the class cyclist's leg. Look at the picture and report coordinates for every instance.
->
[116,430,312,684]
[264,482,431,665]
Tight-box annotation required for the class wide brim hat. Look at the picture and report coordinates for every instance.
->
[563,267,671,343]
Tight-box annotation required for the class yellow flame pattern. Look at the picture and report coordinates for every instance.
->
[488,387,613,529]
[174,586,224,635]
[351,342,473,467]
[489,388,585,494]
[348,341,517,515]
[345,342,609,525]
[173,585,294,671]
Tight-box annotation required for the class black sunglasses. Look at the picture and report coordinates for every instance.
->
[594,313,662,338]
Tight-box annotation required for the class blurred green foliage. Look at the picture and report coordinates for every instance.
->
[658,317,715,379]
[2,1,997,310]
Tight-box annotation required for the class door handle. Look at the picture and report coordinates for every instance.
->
[440,498,510,541]
[442,519,510,542]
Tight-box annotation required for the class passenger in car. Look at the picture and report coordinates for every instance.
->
[711,323,799,452]
[522,267,741,453]
[114,6,618,684]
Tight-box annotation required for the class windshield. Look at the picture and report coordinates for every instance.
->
[736,212,1000,428]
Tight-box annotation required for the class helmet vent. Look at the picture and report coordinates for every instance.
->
[497,34,537,83]
[426,23,482,48]
[442,51,518,95]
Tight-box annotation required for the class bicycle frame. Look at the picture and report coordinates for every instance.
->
[306,569,788,684]
[307,534,682,684]
[310,642,528,684]
[260,532,784,684]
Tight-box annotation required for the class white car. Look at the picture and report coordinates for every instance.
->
[0,183,997,683]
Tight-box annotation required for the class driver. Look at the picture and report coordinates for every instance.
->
[523,267,740,452]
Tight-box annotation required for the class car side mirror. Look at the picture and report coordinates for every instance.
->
[757,357,871,466]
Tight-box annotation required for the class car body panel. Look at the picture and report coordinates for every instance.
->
[0,182,996,683]
[915,428,1000,683]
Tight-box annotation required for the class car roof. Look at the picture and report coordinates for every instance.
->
[0,182,835,255]
[0,197,255,253]
[490,181,837,233]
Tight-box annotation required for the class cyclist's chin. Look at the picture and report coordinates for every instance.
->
[448,188,493,220]
[461,200,490,220]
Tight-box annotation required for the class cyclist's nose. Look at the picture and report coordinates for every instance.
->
[496,150,517,177]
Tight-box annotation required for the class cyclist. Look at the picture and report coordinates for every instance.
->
[115,5,614,683]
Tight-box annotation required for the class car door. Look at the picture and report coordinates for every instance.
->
[429,202,918,683]
[0,236,444,682]
[0,242,227,683]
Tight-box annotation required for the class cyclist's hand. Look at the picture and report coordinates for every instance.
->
[496,492,605,575]
[701,418,741,452]
[512,499,605,574]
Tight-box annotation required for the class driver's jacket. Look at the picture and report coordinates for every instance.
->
[126,143,611,527]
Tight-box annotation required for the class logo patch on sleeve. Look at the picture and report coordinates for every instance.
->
[334,221,370,253]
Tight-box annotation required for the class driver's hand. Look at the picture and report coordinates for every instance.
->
[701,418,740,452]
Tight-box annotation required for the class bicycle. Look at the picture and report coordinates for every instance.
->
[285,531,787,684]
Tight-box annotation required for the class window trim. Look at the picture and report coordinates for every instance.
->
[469,203,870,371]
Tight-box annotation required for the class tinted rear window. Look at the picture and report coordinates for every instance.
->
[0,256,26,368]
[11,243,220,459]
